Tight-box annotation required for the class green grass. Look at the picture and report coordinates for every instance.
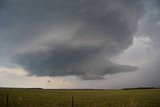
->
[0,88,160,107]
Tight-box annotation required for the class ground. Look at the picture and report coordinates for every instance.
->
[0,88,160,107]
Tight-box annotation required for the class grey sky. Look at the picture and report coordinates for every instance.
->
[0,0,159,88]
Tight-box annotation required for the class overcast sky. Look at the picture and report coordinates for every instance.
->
[0,0,160,89]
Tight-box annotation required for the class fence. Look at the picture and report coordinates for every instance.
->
[2,94,75,107]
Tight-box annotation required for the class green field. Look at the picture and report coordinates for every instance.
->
[0,88,160,107]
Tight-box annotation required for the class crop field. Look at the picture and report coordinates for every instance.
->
[0,88,160,107]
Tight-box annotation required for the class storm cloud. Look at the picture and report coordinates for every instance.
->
[0,0,144,79]
[138,0,160,45]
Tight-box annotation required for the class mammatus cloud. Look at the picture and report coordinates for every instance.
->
[0,0,144,79]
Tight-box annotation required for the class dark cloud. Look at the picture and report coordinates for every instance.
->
[136,0,160,85]
[14,44,138,80]
[0,0,144,79]
[137,0,160,51]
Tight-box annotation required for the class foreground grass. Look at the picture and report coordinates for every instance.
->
[0,88,160,107]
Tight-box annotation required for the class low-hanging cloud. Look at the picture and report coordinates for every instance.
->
[0,0,144,79]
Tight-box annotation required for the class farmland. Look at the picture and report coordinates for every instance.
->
[0,88,160,107]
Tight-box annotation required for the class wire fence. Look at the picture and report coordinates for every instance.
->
[1,93,160,107]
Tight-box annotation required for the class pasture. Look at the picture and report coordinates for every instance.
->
[0,88,160,107]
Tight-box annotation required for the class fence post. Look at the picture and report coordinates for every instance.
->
[6,94,9,107]
[72,96,74,107]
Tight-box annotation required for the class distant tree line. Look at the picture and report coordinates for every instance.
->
[122,87,159,90]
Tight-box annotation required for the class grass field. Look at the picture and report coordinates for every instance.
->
[0,88,160,107]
